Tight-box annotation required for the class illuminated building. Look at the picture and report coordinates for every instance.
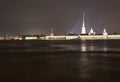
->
[89,28,96,35]
[103,28,108,35]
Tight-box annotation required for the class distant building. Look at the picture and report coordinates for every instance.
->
[50,28,54,37]
[14,36,22,40]
[25,37,37,40]
[103,28,108,35]
[89,28,96,35]
[0,37,4,40]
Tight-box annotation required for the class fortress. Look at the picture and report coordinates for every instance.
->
[0,12,120,40]
[43,12,120,40]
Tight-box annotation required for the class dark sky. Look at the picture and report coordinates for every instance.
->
[0,0,120,35]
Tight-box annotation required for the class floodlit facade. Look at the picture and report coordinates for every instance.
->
[89,28,96,35]
[14,36,22,40]
[103,28,108,36]
[25,37,37,40]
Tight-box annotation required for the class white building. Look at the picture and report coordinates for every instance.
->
[89,28,96,35]
[103,28,108,35]
[25,37,37,40]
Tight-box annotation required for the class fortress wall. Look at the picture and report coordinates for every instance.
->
[80,35,120,40]
[107,35,120,39]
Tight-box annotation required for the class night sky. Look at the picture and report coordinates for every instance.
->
[0,0,120,35]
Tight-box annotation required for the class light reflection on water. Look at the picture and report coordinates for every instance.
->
[0,40,120,52]
[79,53,90,78]
[0,40,120,82]
[78,53,109,80]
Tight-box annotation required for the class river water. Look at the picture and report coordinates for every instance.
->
[0,40,120,82]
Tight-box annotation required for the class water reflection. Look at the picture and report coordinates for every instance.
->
[81,44,87,52]
[80,40,110,52]
[79,53,90,79]
[78,53,112,81]
[89,45,94,51]
[0,40,119,52]
[103,47,108,51]
[80,40,87,52]
[103,41,108,51]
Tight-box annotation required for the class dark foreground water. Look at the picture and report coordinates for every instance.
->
[0,40,120,82]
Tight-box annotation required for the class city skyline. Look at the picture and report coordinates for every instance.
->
[0,0,120,35]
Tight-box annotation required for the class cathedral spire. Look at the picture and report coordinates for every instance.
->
[81,12,86,34]
[83,12,85,27]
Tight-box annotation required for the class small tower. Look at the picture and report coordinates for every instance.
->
[81,12,86,34]
[50,28,54,37]
[103,28,108,35]
[89,28,96,35]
